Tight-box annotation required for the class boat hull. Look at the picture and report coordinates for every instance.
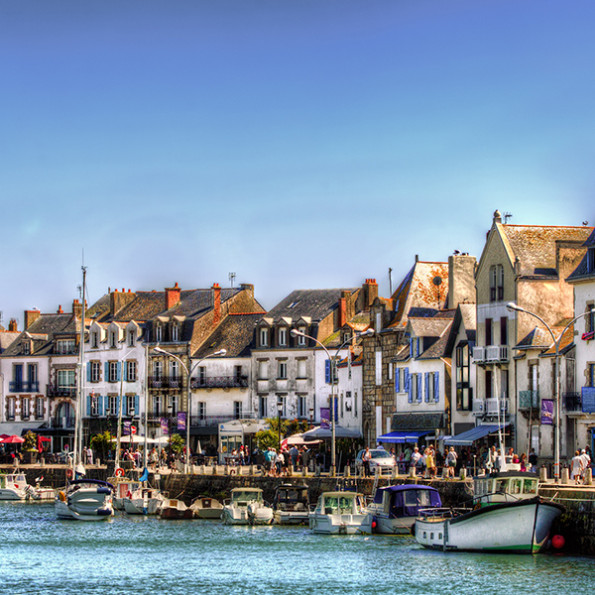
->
[309,513,372,535]
[415,498,563,553]
[273,510,309,525]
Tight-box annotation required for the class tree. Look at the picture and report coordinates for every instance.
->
[169,433,185,454]
[90,431,114,461]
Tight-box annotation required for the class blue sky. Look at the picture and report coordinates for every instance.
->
[1,0,593,326]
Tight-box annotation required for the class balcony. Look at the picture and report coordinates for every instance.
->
[472,345,509,364]
[486,398,509,416]
[190,375,249,389]
[148,376,183,389]
[46,385,76,398]
[192,413,256,427]
[52,416,75,429]
[564,392,582,413]
[519,390,540,409]
[8,381,40,393]
[472,400,485,415]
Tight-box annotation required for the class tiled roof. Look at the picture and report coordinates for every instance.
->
[567,228,595,282]
[418,323,453,359]
[193,313,263,358]
[264,288,356,322]
[408,316,452,338]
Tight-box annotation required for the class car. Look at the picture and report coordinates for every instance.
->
[355,449,396,475]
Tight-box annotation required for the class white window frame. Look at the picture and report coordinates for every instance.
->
[91,361,101,383]
[278,360,287,379]
[297,327,307,346]
[35,396,44,419]
[127,360,137,382]
[375,350,382,386]
[259,327,269,347]
[109,361,119,383]
[127,329,135,347]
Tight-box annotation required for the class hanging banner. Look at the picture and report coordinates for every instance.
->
[541,399,554,425]
[320,407,330,429]
[160,417,169,435]
[177,411,187,431]
[123,421,131,436]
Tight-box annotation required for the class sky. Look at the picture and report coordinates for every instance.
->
[1,0,594,327]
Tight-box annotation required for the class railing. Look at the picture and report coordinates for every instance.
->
[46,385,76,398]
[190,375,249,389]
[563,392,582,413]
[485,398,509,415]
[192,413,257,427]
[472,400,485,415]
[148,376,183,389]
[472,345,509,364]
[8,381,40,393]
[519,390,540,409]
[51,416,75,428]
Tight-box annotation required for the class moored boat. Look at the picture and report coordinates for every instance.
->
[159,498,193,520]
[221,488,273,525]
[0,473,55,501]
[55,479,114,521]
[272,484,310,525]
[189,496,224,519]
[309,491,372,535]
[123,487,165,515]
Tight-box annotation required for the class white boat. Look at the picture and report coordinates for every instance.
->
[0,473,55,501]
[55,479,114,521]
[414,471,564,553]
[309,491,372,535]
[123,487,165,515]
[111,479,142,511]
[221,488,273,525]
[159,498,193,520]
[272,484,310,525]
[189,496,224,519]
[366,484,442,534]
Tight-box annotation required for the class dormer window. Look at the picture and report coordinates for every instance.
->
[171,324,179,342]
[56,339,75,354]
[155,325,163,343]
[23,341,31,355]
[490,264,504,302]
[109,330,117,349]
[91,332,99,349]
[297,327,307,346]
[127,329,135,347]
[278,327,287,347]
[259,327,269,347]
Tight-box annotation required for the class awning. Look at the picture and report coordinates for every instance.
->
[444,424,507,446]
[302,425,362,440]
[377,431,429,444]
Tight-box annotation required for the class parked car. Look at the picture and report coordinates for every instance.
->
[355,449,396,475]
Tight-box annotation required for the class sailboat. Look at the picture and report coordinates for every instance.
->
[55,266,114,521]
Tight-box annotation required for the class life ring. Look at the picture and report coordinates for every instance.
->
[229,468,237,475]
[58,491,66,502]
[66,468,74,480]
[115,467,125,477]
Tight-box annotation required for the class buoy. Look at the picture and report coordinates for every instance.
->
[66,468,73,480]
[115,467,125,477]
[552,534,565,550]
[371,520,377,530]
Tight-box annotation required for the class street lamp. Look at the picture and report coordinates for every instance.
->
[290,327,374,476]
[115,349,137,472]
[153,346,227,473]
[277,398,283,453]
[507,302,595,482]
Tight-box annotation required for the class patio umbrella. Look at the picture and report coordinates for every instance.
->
[302,425,362,441]
[1,435,25,444]
[280,433,322,449]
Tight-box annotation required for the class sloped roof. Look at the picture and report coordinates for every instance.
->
[0,332,20,353]
[418,326,453,359]
[567,228,595,282]
[408,316,452,339]
[264,288,356,322]
[193,313,264,358]
[444,303,477,355]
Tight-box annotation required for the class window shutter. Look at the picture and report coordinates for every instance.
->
[395,368,400,393]
[434,372,440,403]
[99,395,105,416]
[134,395,139,415]
[87,362,91,382]
[325,359,331,384]
[409,337,413,357]
[417,374,422,403]
[121,395,127,416]
[425,372,430,402]
[104,362,109,379]
[123,362,128,382]
[117,361,122,382]
[86,395,91,417]
[406,368,412,403]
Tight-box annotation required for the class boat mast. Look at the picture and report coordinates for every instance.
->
[143,341,148,470]
[75,265,87,470]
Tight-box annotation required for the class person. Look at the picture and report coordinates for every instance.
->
[276,449,284,476]
[580,448,591,475]
[149,447,159,470]
[289,445,299,470]
[571,450,584,484]
[410,446,422,471]
[446,447,457,478]
[362,447,372,477]
[424,447,435,479]
[301,446,310,473]
[528,448,538,473]
[87,445,94,466]
[487,445,497,471]
[519,453,527,472]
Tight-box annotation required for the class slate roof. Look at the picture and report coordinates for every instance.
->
[193,313,264,358]
[0,332,20,354]
[567,228,595,282]
[417,324,453,360]
[264,288,356,322]
[408,314,454,339]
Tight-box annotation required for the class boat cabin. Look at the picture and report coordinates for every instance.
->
[273,484,309,512]
[372,485,442,519]
[474,471,539,504]
[230,488,264,506]
[314,492,366,515]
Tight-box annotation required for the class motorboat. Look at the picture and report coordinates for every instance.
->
[189,496,224,519]
[55,479,114,521]
[159,498,193,520]
[0,473,54,501]
[123,487,165,515]
[272,484,310,525]
[221,488,273,525]
[309,491,372,535]
[414,471,564,553]
[110,478,142,511]
[366,484,442,534]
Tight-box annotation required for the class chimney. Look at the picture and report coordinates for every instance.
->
[339,296,346,327]
[57,305,63,314]
[8,318,18,332]
[212,283,221,325]
[24,309,41,330]
[110,288,136,317]
[448,254,477,309]
[165,282,181,311]
[364,278,378,308]
[73,299,82,319]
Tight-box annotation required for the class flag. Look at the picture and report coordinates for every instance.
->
[160,417,169,435]
[541,399,554,425]
[177,412,186,431]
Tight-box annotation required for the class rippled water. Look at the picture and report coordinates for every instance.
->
[0,502,593,595]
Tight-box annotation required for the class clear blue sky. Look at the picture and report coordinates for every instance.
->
[1,0,593,326]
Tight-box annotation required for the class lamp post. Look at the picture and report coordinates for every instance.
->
[115,349,137,472]
[290,328,374,476]
[277,398,283,453]
[507,302,595,482]
[153,347,227,473]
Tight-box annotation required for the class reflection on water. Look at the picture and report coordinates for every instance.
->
[0,503,592,595]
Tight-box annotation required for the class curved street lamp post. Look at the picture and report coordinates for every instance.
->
[153,347,227,474]
[507,302,595,483]
[290,328,374,476]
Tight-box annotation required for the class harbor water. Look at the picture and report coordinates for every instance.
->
[1,502,593,595]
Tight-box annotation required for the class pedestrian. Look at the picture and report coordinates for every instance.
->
[362,447,372,477]
[571,450,584,484]
[528,448,538,472]
[290,445,299,470]
[410,446,422,471]
[446,447,457,478]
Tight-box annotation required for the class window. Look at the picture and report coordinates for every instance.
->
[108,361,119,383]
[501,369,509,400]
[277,396,286,417]
[7,397,15,420]
[90,361,101,383]
[197,401,206,420]
[376,312,382,332]
[298,395,307,418]
[278,360,287,379]
[197,366,206,386]
[411,373,419,403]
[375,351,382,386]
[485,318,493,346]
[425,373,435,403]
[259,327,269,347]
[152,394,163,417]
[155,325,162,342]
[27,364,37,388]
[234,401,242,419]
[297,359,307,379]
[127,329,135,347]
[258,395,267,418]
[588,363,595,388]
[485,370,493,400]
[170,395,178,415]
[108,395,118,416]
[170,360,179,380]
[171,324,179,342]
[23,341,30,355]
[490,264,504,302]
[91,332,99,348]
[278,327,287,347]
[126,361,137,382]
[154,360,163,380]
[500,317,508,345]
[586,304,595,334]
[456,343,472,410]
[126,394,136,416]
[57,369,76,388]
[234,365,242,382]
[21,397,30,419]
[35,397,44,419]
[258,361,268,380]
[297,327,307,346]
[90,395,99,416]
[586,247,595,273]
[109,331,117,349]
[56,340,75,354]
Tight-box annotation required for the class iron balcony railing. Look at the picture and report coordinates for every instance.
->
[148,376,183,389]
[9,381,40,393]
[192,413,257,427]
[519,390,540,409]
[46,385,77,398]
[190,375,249,389]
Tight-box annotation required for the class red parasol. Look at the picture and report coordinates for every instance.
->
[1,435,25,444]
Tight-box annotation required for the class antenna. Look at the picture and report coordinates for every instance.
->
[388,267,393,296]
[503,212,513,224]
[229,272,236,288]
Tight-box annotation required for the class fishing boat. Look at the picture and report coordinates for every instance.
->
[159,498,193,519]
[366,484,442,534]
[123,486,165,515]
[414,471,564,553]
[55,479,114,521]
[189,496,224,519]
[221,488,273,525]
[309,491,372,535]
[111,478,142,511]
[272,484,310,525]
[0,473,54,501]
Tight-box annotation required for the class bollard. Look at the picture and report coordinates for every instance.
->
[302,465,308,477]
[459,468,467,480]
[441,467,449,479]
[392,465,398,479]
[561,467,569,484]
[409,466,416,478]
[584,467,593,485]
[250,464,255,476]
[539,466,548,482]
[288,464,293,477]
[345,465,351,477]
[212,465,217,475]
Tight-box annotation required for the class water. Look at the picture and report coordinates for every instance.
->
[0,503,593,595]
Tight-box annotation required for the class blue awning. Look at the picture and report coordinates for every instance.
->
[377,431,429,444]
[444,424,507,446]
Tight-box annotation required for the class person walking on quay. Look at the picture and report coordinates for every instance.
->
[528,448,538,472]
[410,446,422,472]
[446,447,457,478]
[290,445,299,470]
[362,446,372,477]
[580,448,591,473]
[571,450,584,484]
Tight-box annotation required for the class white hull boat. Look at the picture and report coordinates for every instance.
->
[221,488,273,525]
[0,474,54,501]
[189,497,224,519]
[55,479,114,521]
[309,491,372,535]
[123,487,165,515]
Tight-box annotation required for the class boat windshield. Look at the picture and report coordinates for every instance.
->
[404,490,433,507]
[233,490,262,502]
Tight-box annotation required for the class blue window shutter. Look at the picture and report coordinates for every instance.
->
[104,362,109,380]
[122,395,127,416]
[99,395,104,416]
[425,372,430,402]
[87,362,91,382]
[117,361,122,382]
[434,372,440,403]
[395,368,400,393]
[417,374,422,403]
[86,395,91,417]
[409,337,413,357]
[325,359,331,384]
[104,395,109,415]
[406,369,412,403]
[123,362,128,382]
[134,395,139,415]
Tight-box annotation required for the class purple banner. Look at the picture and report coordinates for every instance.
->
[177,411,187,431]
[160,417,169,435]
[320,407,330,429]
[541,399,554,425]
[123,421,131,436]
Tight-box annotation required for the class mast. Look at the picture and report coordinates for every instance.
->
[143,341,149,470]
[75,265,87,471]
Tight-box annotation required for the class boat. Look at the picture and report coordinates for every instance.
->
[111,478,142,511]
[309,491,372,535]
[0,473,55,501]
[189,496,224,519]
[123,487,165,515]
[55,479,114,521]
[366,484,442,534]
[414,471,564,553]
[272,484,310,525]
[221,488,273,525]
[159,498,193,520]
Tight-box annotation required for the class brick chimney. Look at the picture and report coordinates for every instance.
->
[448,254,477,309]
[364,278,378,308]
[57,305,63,314]
[212,283,221,325]
[8,319,18,332]
[110,288,136,317]
[24,309,41,330]
[73,299,83,319]
[339,296,347,327]
[165,282,181,311]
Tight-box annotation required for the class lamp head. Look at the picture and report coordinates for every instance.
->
[506,302,523,313]
[153,346,166,354]
[213,349,227,357]
[359,328,374,338]
[290,329,302,337]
